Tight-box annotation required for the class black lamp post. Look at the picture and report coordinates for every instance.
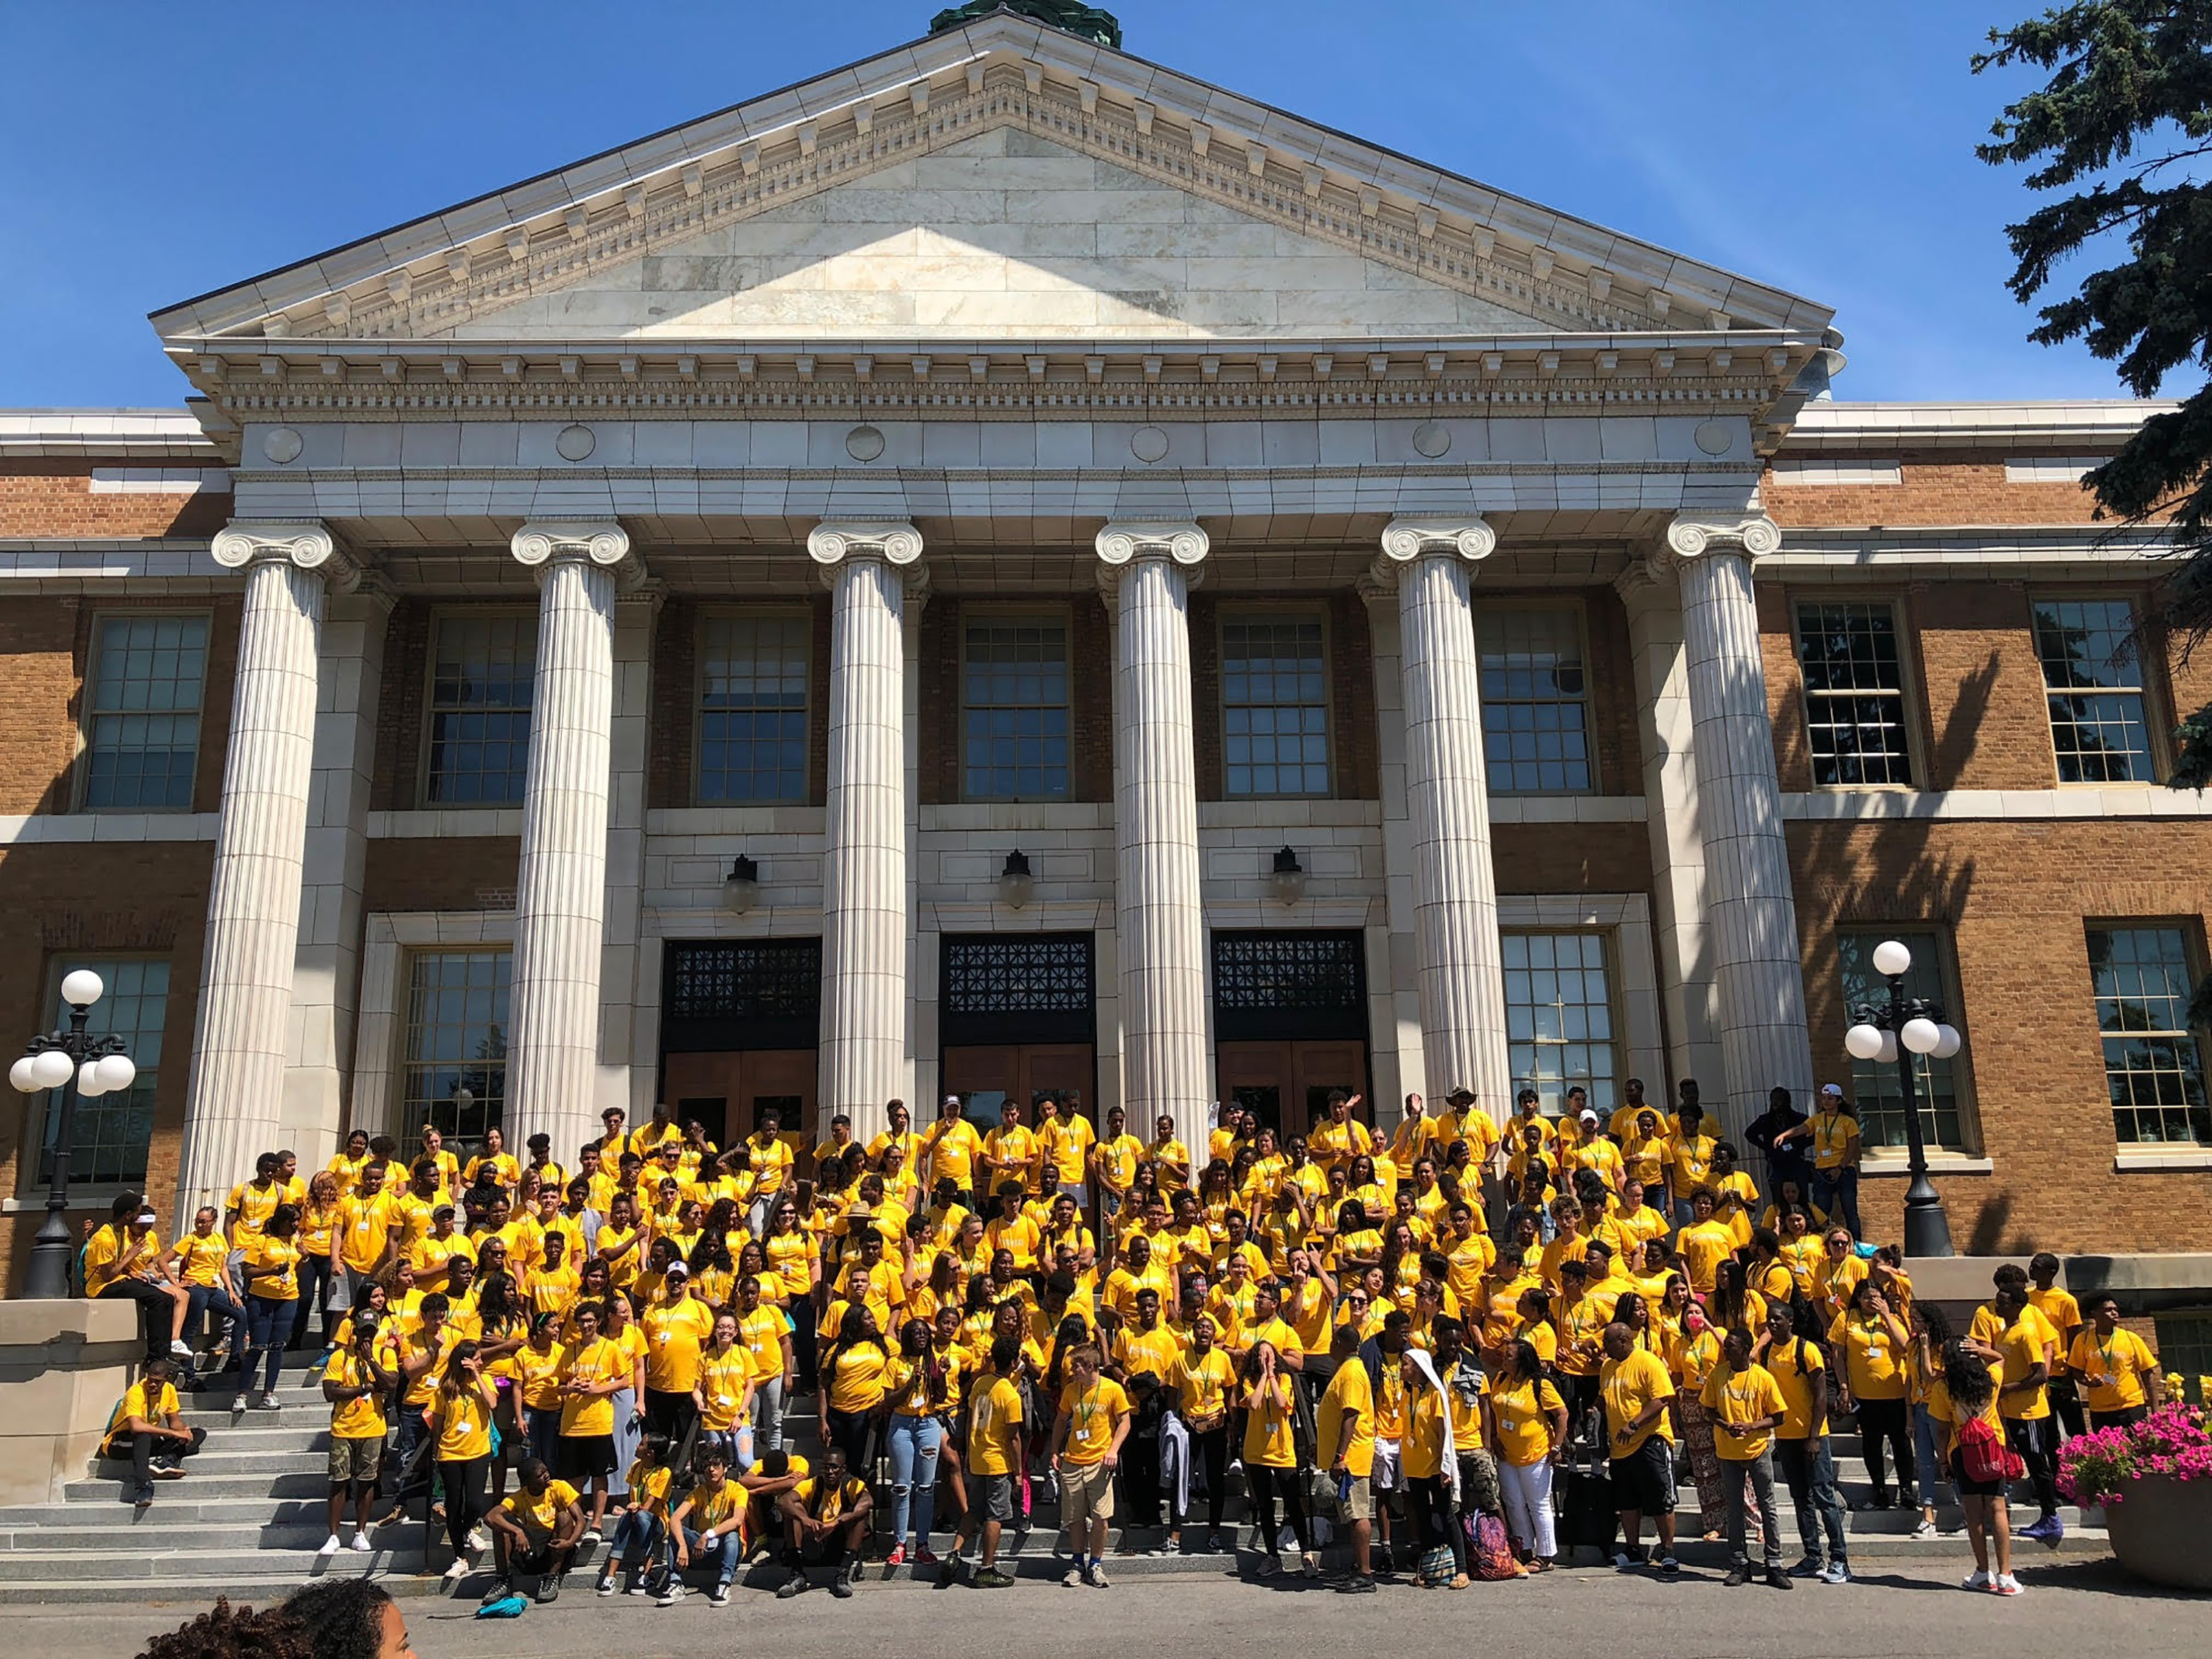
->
[1844,938,1961,1260]
[14,970,135,1299]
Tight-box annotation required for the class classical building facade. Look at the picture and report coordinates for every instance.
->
[3,12,2210,1326]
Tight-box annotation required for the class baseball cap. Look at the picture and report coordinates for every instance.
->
[942,1094,961,1109]
[134,1208,158,1226]
[1820,1082,1843,1098]
[665,1262,689,1279]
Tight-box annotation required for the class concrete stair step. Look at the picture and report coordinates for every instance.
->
[0,1499,337,1528]
[91,1451,325,1478]
[66,1474,334,1503]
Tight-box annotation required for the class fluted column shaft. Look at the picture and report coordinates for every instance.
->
[176,524,353,1221]
[504,523,630,1161]
[1384,520,1512,1120]
[813,522,921,1141]
[1670,514,1815,1121]
[1099,523,1211,1158]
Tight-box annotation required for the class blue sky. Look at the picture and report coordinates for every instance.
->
[0,0,2126,407]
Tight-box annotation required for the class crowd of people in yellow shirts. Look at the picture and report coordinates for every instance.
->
[81,1078,2171,1604]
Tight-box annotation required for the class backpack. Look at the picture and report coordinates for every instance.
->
[1957,1414,2024,1484]
[1464,1509,1519,1581]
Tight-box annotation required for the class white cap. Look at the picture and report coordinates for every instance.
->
[942,1094,961,1109]
[1820,1082,1844,1097]
[1578,1108,1599,1124]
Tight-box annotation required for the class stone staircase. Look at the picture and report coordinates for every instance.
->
[0,1359,2110,1607]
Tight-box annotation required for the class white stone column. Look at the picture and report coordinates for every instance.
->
[1358,571,1430,1115]
[810,521,922,1143]
[1377,518,1512,1121]
[1615,562,1726,1108]
[282,578,394,1166]
[504,521,634,1161]
[1097,522,1211,1159]
[175,522,358,1220]
[597,582,663,1124]
[1665,513,1815,1121]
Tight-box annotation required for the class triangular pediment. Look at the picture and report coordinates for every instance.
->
[150,10,1833,351]
[422,128,1544,342]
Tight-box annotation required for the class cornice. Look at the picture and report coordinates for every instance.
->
[151,18,1831,348]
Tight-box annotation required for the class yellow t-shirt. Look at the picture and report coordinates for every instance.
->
[642,1298,716,1394]
[1677,1220,1736,1295]
[698,1346,753,1431]
[1171,1347,1235,1421]
[501,1478,580,1543]
[226,1179,284,1245]
[431,1385,494,1461]
[464,1152,520,1191]
[240,1234,301,1301]
[1242,1377,1299,1470]
[1702,1361,1787,1461]
[1767,1336,1828,1439]
[924,1120,984,1189]
[555,1336,625,1437]
[514,1340,566,1413]
[1400,1375,1447,1479]
[1809,1110,1857,1171]
[793,1474,869,1526]
[1096,1134,1143,1192]
[1599,1347,1676,1453]
[967,1373,1025,1475]
[324,1350,388,1440]
[1829,1310,1907,1400]
[1994,1307,2059,1421]
[83,1225,155,1297]
[684,1476,747,1531]
[335,1192,394,1274]
[173,1230,229,1289]
[737,1304,793,1385]
[1039,1115,1095,1184]
[1057,1377,1130,1466]
[2068,1328,2157,1413]
[1114,1324,1183,1384]
[1492,1376,1566,1467]
[1318,1357,1377,1478]
[103,1378,178,1452]
[827,1343,891,1414]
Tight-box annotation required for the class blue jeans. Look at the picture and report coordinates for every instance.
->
[1811,1168,1862,1238]
[243,1295,294,1392]
[185,1283,245,1359]
[604,1507,663,1581]
[679,1526,740,1589]
[525,1405,562,1469]
[886,1412,943,1545]
[1911,1402,1950,1506]
[1775,1434,1848,1565]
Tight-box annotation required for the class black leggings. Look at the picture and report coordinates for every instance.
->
[824,1405,874,1479]
[1175,1425,1228,1530]
[437,1455,489,1558]
[99,1279,173,1361]
[1854,1397,1913,1500]
[1408,1474,1466,1571]
[290,1255,335,1349]
[1244,1464,1311,1554]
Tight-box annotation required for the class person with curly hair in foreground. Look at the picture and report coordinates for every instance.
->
[136,1582,412,1659]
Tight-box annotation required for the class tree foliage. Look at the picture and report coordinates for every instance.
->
[1977,2,2212,777]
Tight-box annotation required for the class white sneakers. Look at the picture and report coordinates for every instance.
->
[1961,1568,1992,1590]
[317,1534,341,1557]
[443,1557,470,1583]
[349,1533,373,1553]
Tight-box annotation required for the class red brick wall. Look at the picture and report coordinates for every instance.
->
[648,597,698,810]
[1494,822,1651,895]
[1765,453,2109,528]
[363,838,520,914]
[0,464,229,539]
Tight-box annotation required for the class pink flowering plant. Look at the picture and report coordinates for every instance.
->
[2057,1404,2212,1507]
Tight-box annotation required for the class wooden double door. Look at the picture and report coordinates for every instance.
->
[660,1048,817,1150]
[1215,1040,1369,1141]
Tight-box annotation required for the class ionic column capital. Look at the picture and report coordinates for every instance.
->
[1661,512,1781,562]
[511,521,644,588]
[1095,521,1209,568]
[1380,518,1495,564]
[211,519,361,592]
[807,521,925,567]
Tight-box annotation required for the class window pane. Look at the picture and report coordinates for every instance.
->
[402,951,512,1158]
[426,616,536,804]
[962,619,1069,799]
[83,616,208,810]
[1222,616,1329,797]
[2153,1312,2211,1405]
[2034,599,2154,783]
[39,958,168,1186]
[699,614,809,803]
[1837,931,1965,1150]
[1796,601,1913,787]
[1478,608,1591,793]
[2088,926,2210,1144]
[1501,932,1617,1114]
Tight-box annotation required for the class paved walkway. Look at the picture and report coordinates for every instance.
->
[26,1554,2205,1658]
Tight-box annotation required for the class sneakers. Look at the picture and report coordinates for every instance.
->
[532,1574,561,1604]
[594,1576,616,1597]
[884,1543,907,1569]
[1789,1554,1824,1578]
[1724,1566,1751,1587]
[479,1579,512,1607]
[254,1392,281,1411]
[1820,1561,1851,1585]
[1062,1565,1085,1588]
[348,1531,373,1553]
[776,1576,811,1599]
[467,1526,488,1551]
[169,1338,194,1357]
[1764,1568,1795,1590]
[442,1557,470,1584]
[1993,1573,2025,1596]
[1256,1552,1280,1577]
[1085,1561,1111,1588]
[150,1459,187,1481]
[1336,1573,1378,1593]
[915,1545,940,1566]
[2020,1515,2065,1547]
[708,1587,731,1607]
[971,1567,1015,1590]
[936,1557,965,1589]
[229,1394,248,1416]
[1961,1568,1992,1591]
[1912,1518,1938,1540]
[658,1582,686,1607]
[829,1574,854,1600]
[318,1534,342,1558]
[1206,1531,1226,1554]
[847,1554,864,1585]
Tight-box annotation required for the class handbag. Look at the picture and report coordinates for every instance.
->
[1183,1408,1227,1436]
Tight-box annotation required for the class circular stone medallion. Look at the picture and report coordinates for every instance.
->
[261,426,304,465]
[1130,425,1171,463]
[845,425,886,462]
[1411,420,1452,458]
[1693,420,1734,456]
[555,423,597,462]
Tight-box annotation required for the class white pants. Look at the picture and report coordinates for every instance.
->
[1498,1456,1557,1559]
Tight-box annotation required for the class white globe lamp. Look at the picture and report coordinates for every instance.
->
[1844,1023,1885,1061]
[29,1050,74,1090]
[1870,940,1913,978]
[1899,1017,1942,1055]
[58,970,104,1009]
[96,1054,137,1093]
